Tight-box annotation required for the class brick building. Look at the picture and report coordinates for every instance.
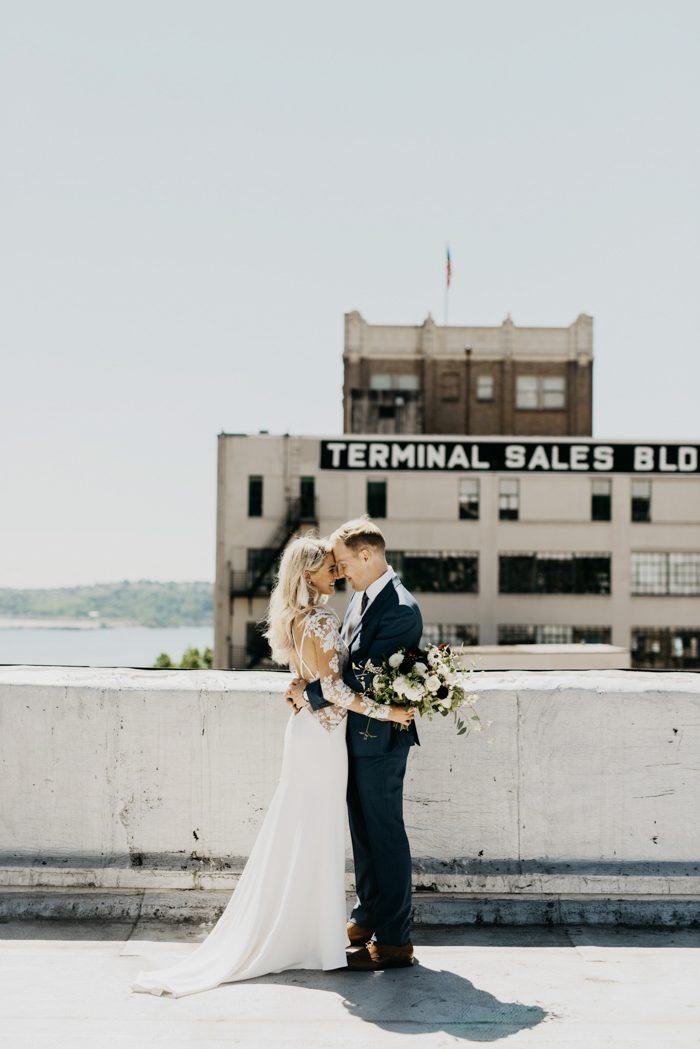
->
[343,310,593,437]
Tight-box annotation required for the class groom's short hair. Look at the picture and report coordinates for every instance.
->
[331,516,386,553]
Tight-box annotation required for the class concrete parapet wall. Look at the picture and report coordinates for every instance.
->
[1,665,699,921]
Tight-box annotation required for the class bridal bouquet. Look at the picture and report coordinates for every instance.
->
[360,643,481,736]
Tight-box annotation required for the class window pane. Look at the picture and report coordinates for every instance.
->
[541,376,566,408]
[247,548,278,594]
[669,553,700,596]
[499,478,519,520]
[500,553,610,594]
[476,375,494,401]
[397,374,420,390]
[300,477,315,520]
[631,479,651,522]
[516,376,538,409]
[459,478,479,520]
[632,627,700,669]
[248,476,263,517]
[536,553,574,594]
[423,624,479,646]
[499,624,612,644]
[442,555,479,593]
[631,552,667,595]
[390,551,477,592]
[592,479,612,519]
[369,374,391,390]
[499,555,535,592]
[573,554,611,594]
[367,480,387,518]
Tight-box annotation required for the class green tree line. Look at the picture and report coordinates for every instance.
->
[0,580,213,628]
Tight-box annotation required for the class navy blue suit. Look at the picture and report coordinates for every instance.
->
[306,574,423,945]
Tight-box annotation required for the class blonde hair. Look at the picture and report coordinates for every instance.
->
[330,515,386,553]
[263,535,331,665]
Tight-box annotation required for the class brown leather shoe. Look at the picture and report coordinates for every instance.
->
[346,941,415,970]
[346,921,374,947]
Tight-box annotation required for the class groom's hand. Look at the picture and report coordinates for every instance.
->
[285,676,308,712]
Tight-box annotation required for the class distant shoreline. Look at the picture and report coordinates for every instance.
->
[0,617,211,630]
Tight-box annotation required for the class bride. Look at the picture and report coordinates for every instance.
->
[131,535,414,997]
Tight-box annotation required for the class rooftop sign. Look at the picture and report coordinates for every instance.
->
[320,440,700,473]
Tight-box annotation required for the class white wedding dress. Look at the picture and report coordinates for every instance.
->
[131,607,390,997]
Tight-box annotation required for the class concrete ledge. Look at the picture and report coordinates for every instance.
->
[2,888,699,927]
[3,664,700,926]
[3,864,700,897]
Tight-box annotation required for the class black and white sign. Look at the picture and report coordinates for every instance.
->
[319,439,700,473]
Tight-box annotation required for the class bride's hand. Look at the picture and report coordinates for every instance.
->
[285,677,308,713]
[389,704,415,727]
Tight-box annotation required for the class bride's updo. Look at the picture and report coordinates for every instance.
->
[264,534,331,665]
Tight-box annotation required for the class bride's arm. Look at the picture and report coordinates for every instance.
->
[309,615,414,726]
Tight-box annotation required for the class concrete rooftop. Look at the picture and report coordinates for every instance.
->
[2,920,699,1048]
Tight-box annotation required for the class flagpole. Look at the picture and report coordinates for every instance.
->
[444,244,451,328]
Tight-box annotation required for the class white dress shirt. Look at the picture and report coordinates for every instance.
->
[362,566,395,610]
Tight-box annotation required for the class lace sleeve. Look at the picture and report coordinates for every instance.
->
[307,611,391,721]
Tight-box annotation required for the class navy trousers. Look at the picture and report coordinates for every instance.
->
[347,749,412,945]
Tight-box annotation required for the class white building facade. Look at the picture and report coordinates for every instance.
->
[214,433,700,672]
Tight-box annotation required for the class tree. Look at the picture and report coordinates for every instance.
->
[153,647,213,669]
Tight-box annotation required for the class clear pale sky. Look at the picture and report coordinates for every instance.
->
[1,1,698,588]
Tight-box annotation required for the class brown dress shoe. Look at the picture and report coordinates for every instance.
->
[347,941,415,970]
[346,921,374,947]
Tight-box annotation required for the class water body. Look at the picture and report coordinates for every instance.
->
[0,626,214,668]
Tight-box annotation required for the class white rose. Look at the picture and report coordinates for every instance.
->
[425,674,441,694]
[413,662,427,677]
[388,652,404,669]
[393,676,410,697]
[410,682,426,699]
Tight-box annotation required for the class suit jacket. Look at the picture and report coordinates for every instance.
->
[306,574,423,757]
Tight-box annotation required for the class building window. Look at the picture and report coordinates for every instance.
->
[422,624,479,647]
[248,476,263,517]
[459,479,479,520]
[516,375,566,410]
[591,479,611,521]
[631,552,700,595]
[542,376,566,408]
[499,478,519,520]
[631,479,651,522]
[367,480,387,518]
[370,374,392,390]
[369,373,419,391]
[631,627,700,669]
[476,374,494,401]
[246,549,278,594]
[498,624,612,645]
[300,476,315,520]
[244,621,273,668]
[397,374,420,391]
[389,550,478,593]
[499,552,611,594]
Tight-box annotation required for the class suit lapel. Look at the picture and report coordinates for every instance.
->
[342,592,359,642]
[349,575,398,652]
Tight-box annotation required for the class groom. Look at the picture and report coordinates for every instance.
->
[290,517,423,970]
